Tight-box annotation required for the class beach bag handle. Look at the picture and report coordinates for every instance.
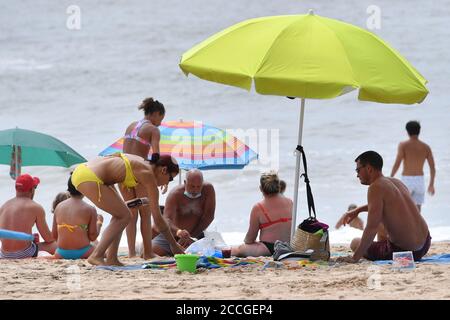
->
[296,145,317,220]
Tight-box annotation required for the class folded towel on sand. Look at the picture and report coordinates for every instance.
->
[95,264,148,271]
[374,254,450,265]
[196,256,264,269]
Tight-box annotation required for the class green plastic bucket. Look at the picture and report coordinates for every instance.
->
[174,254,199,273]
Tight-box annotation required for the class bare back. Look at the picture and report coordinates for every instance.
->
[0,198,41,251]
[373,177,428,249]
[400,139,431,176]
[257,195,293,243]
[123,121,157,159]
[53,198,97,249]
[85,153,152,186]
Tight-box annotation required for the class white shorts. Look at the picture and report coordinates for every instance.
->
[401,175,425,205]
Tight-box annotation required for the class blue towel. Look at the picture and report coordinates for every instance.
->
[374,254,450,265]
[95,264,147,271]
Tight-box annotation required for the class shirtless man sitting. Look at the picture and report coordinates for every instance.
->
[390,120,436,212]
[337,151,431,263]
[152,169,216,256]
[0,174,56,259]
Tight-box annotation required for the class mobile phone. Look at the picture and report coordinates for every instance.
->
[126,198,149,208]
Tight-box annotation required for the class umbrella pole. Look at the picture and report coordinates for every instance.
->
[291,98,306,241]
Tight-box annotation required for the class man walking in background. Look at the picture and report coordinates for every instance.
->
[390,120,436,212]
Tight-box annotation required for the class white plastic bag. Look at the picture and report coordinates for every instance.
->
[185,231,228,256]
[185,237,215,256]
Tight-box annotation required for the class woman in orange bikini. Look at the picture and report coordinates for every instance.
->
[232,171,293,257]
[70,153,183,266]
[121,97,165,258]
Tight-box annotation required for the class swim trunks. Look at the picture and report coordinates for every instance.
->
[401,175,425,205]
[0,242,38,259]
[364,232,431,261]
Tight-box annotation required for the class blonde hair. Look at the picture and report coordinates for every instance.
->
[52,191,70,213]
[260,171,280,195]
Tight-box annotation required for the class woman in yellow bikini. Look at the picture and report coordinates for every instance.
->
[121,97,165,258]
[71,153,183,266]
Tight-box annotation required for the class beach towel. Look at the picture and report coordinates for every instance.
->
[95,264,148,271]
[95,259,177,271]
[95,257,264,271]
[195,256,264,269]
[374,254,450,265]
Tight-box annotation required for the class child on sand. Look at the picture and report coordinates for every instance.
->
[51,176,103,259]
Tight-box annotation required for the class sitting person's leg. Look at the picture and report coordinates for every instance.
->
[151,233,172,256]
[232,242,271,257]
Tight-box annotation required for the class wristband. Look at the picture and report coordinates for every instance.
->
[149,152,160,164]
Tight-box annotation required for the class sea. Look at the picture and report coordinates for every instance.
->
[1,0,449,246]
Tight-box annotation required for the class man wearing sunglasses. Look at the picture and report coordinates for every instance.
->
[337,151,431,263]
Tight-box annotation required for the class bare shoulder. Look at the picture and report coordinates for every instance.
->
[169,184,185,196]
[422,141,433,153]
[369,178,389,192]
[125,121,138,134]
[202,182,215,194]
[29,200,45,215]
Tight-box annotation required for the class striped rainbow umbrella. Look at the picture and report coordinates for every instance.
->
[99,120,258,170]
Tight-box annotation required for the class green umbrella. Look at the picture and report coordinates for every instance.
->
[0,127,87,180]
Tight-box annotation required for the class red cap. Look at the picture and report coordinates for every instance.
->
[15,174,40,192]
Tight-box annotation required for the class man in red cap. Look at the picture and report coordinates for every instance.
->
[0,174,56,259]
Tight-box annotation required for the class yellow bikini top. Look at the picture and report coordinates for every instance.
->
[117,153,138,188]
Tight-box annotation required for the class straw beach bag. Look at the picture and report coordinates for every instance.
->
[290,146,330,261]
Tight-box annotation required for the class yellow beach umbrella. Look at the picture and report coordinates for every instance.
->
[180,10,428,239]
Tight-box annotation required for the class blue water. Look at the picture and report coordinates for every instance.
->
[1,0,449,244]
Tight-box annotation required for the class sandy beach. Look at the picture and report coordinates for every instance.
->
[0,241,448,300]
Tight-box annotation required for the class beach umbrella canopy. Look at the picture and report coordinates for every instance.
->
[0,128,87,179]
[179,11,429,239]
[99,120,258,171]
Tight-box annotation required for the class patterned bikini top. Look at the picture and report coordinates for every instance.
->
[124,119,151,147]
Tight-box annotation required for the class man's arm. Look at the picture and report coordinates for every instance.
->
[390,143,404,177]
[352,185,384,262]
[426,145,436,195]
[189,185,216,238]
[35,205,55,243]
[244,205,261,244]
